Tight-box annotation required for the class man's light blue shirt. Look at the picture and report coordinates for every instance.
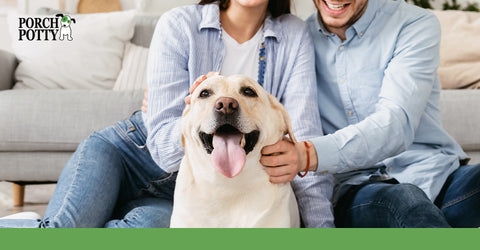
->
[306,0,468,201]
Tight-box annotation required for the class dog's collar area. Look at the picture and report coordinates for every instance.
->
[199,124,259,155]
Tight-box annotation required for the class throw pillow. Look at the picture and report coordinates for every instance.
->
[8,10,136,89]
[433,10,480,89]
[113,42,149,91]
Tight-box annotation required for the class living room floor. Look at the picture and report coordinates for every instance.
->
[0,182,54,218]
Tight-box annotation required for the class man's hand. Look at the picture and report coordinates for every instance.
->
[260,139,317,184]
[261,138,303,183]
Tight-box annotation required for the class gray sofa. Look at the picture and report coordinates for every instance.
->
[0,15,159,206]
[0,11,479,207]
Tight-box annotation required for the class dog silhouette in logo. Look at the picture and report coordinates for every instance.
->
[56,14,76,41]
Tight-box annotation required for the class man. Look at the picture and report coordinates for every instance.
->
[261,0,480,227]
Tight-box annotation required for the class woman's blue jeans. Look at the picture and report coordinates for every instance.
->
[334,164,480,228]
[0,111,176,228]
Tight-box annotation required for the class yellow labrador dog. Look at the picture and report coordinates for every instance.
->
[171,75,300,228]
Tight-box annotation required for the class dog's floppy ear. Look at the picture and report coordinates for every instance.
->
[56,13,64,18]
[267,94,297,143]
[71,18,76,24]
[180,102,191,148]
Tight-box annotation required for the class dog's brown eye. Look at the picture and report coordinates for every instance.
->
[199,89,211,98]
[241,87,257,97]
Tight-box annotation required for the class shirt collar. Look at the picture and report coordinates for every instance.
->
[199,3,281,42]
[351,0,380,38]
[314,0,381,39]
[199,3,222,31]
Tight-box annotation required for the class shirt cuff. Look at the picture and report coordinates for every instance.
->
[310,135,342,174]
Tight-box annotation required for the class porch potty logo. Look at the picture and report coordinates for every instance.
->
[18,14,76,41]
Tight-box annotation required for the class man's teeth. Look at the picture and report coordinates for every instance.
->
[240,134,246,148]
[326,2,347,10]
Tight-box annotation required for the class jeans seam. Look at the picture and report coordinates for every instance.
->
[124,206,144,225]
[51,134,96,228]
[52,133,125,228]
[441,186,480,210]
[348,200,405,227]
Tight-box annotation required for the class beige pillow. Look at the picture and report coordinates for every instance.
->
[113,43,149,91]
[8,10,136,89]
[433,10,480,89]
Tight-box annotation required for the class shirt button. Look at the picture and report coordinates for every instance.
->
[359,32,364,37]
[347,110,353,116]
[339,45,344,51]
[339,78,345,84]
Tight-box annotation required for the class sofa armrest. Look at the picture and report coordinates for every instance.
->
[0,50,18,90]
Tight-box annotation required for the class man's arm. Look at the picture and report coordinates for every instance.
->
[310,13,442,174]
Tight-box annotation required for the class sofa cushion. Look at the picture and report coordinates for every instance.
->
[0,49,17,90]
[131,15,160,48]
[8,10,136,90]
[113,43,149,91]
[36,8,160,48]
[0,152,70,182]
[439,90,480,154]
[433,10,480,89]
[0,89,143,151]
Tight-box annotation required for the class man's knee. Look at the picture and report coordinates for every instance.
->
[336,182,449,227]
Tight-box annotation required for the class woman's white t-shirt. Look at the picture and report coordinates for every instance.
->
[220,26,263,81]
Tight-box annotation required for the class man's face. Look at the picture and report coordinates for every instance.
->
[314,0,368,37]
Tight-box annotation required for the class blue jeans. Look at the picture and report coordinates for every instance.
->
[334,164,480,228]
[0,111,176,228]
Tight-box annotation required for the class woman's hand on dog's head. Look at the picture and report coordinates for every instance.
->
[185,72,221,105]
[141,72,221,113]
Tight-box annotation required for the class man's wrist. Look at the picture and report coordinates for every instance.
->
[296,141,318,173]
[305,141,318,172]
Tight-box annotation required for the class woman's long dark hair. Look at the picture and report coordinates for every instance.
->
[198,0,291,18]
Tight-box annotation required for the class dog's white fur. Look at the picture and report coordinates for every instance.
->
[171,75,300,228]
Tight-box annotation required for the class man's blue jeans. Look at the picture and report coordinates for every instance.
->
[334,164,480,228]
[0,111,176,228]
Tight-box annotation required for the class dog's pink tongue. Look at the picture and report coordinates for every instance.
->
[212,133,246,178]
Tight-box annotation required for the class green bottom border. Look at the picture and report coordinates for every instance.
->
[0,228,477,249]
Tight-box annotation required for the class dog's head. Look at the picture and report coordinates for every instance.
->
[181,75,296,179]
[56,14,76,28]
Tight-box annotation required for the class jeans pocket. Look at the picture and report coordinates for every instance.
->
[114,119,147,150]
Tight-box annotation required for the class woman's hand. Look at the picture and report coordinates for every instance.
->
[184,72,220,105]
[141,85,148,113]
[141,72,220,113]
[260,139,317,184]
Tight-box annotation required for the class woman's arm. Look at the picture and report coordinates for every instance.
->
[145,11,190,173]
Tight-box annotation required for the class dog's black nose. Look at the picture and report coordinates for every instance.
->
[215,97,239,116]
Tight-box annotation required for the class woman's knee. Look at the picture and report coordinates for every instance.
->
[104,198,173,228]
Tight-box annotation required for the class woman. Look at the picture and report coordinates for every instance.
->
[0,0,333,228]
